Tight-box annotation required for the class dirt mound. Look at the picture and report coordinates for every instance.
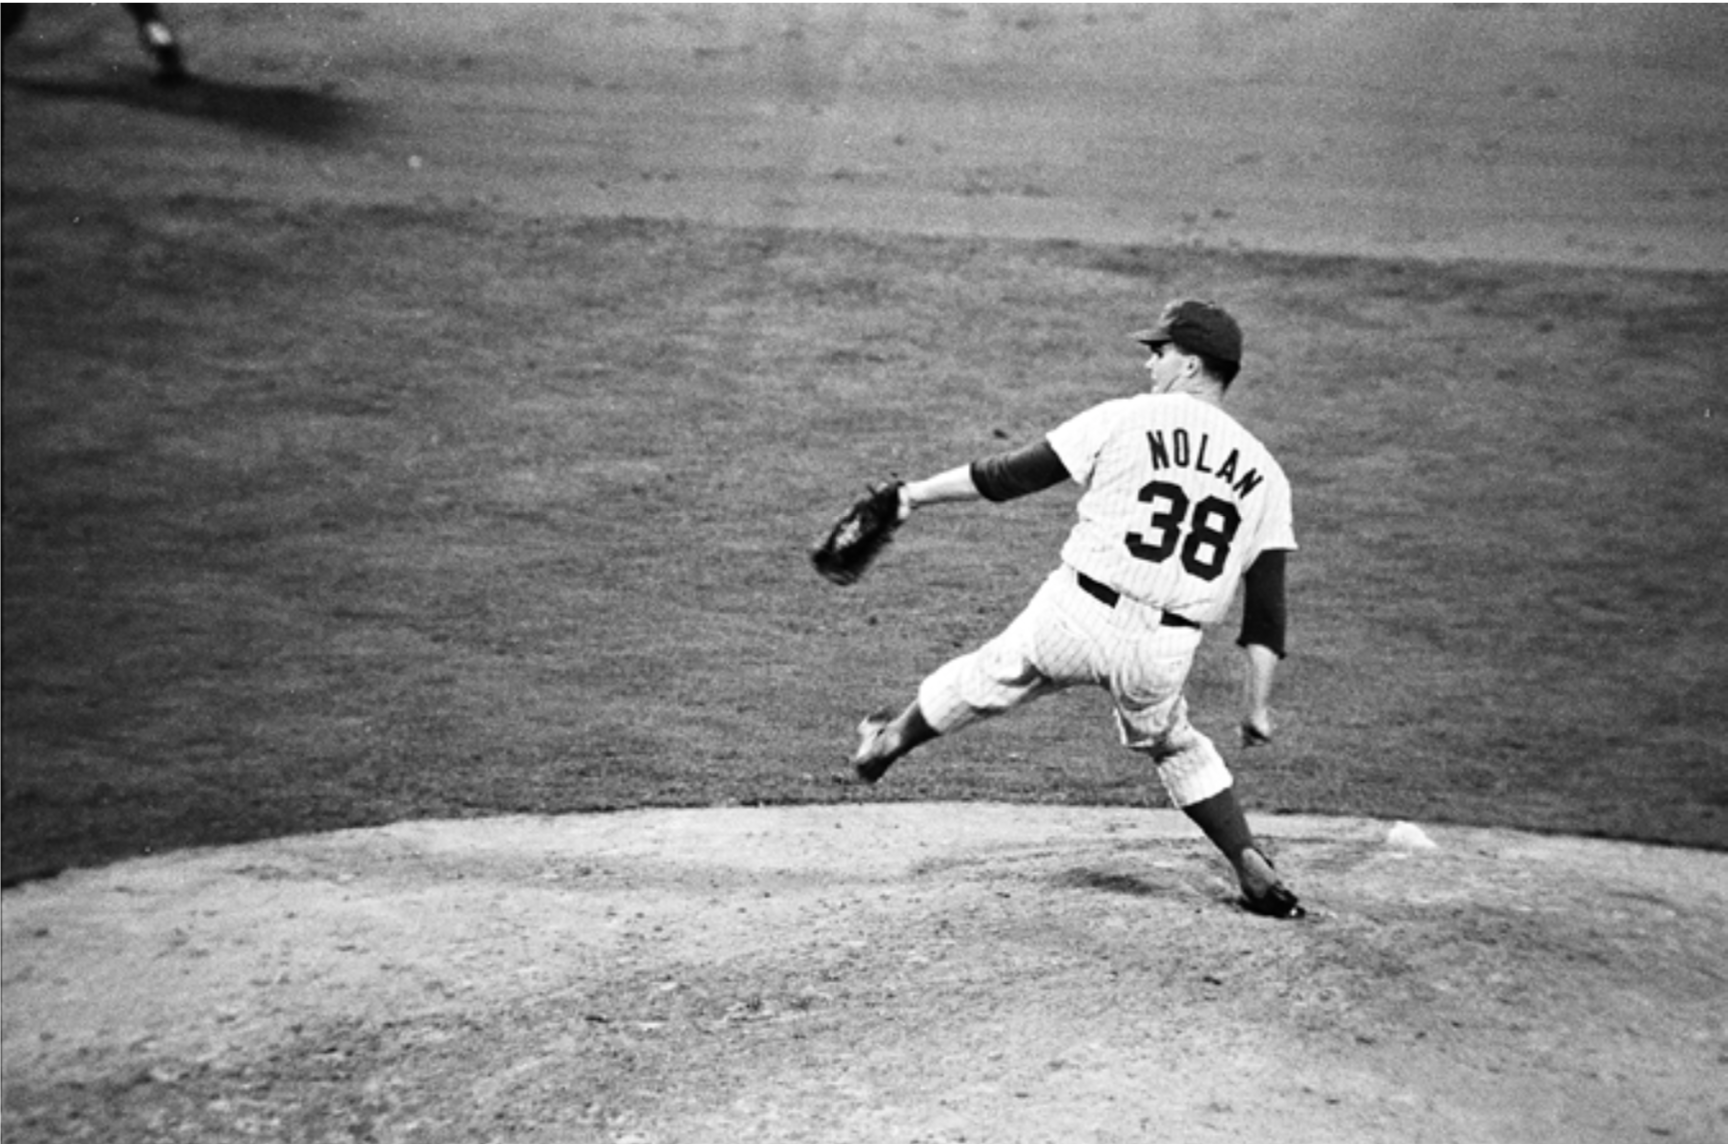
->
[4,804,1724,1143]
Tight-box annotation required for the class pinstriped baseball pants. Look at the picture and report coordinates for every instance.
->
[916,565,1233,806]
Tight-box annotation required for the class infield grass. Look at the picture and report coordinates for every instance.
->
[3,191,1725,881]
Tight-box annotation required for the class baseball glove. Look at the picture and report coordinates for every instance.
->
[811,480,907,586]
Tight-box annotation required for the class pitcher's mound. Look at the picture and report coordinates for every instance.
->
[4,803,1724,1143]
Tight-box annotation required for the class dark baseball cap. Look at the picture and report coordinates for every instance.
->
[1132,299,1243,365]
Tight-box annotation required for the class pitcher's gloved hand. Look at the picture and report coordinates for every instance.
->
[811,480,907,586]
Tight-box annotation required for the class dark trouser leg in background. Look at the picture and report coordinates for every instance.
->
[123,3,189,84]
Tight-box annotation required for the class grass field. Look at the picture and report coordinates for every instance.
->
[3,183,1726,885]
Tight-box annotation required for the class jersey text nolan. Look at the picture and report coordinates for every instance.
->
[1146,430,1263,498]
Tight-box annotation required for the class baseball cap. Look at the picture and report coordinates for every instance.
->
[1132,299,1243,365]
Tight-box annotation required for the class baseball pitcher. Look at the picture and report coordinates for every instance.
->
[816,299,1304,919]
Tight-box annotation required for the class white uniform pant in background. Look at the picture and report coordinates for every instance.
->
[917,566,1234,807]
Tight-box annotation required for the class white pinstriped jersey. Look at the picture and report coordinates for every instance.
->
[1046,393,1295,625]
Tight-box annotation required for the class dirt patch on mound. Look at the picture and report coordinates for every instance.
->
[4,805,1724,1143]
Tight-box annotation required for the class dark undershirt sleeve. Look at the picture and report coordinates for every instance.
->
[1238,549,1290,658]
[969,438,1071,503]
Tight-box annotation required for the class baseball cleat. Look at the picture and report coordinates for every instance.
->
[852,710,894,784]
[1236,847,1306,919]
[151,50,191,87]
[1240,883,1306,920]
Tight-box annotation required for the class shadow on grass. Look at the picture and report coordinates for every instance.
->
[4,72,367,145]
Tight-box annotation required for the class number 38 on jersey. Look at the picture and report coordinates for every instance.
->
[1126,480,1241,582]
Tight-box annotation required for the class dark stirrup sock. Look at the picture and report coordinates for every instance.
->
[1179,785,1258,863]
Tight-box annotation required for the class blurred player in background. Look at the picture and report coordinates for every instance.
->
[2,3,190,86]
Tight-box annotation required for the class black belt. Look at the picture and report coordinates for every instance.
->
[1076,572,1199,629]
